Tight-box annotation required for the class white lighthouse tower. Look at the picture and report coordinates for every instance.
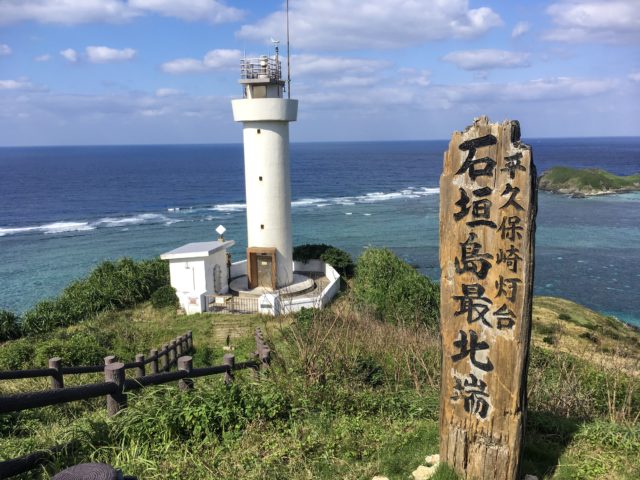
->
[231,48,298,290]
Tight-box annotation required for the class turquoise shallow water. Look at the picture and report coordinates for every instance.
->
[1,139,639,325]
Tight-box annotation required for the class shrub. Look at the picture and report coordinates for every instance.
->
[558,313,571,321]
[20,257,170,337]
[293,243,355,278]
[579,331,600,344]
[0,338,36,370]
[320,247,355,278]
[293,243,333,262]
[21,297,77,335]
[33,332,108,367]
[0,310,21,342]
[150,285,179,309]
[353,248,439,327]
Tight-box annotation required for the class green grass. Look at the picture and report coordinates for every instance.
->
[1,295,639,479]
[539,166,640,193]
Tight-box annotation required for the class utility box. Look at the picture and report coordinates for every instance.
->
[160,240,235,314]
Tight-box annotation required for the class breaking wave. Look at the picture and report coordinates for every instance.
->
[0,213,175,238]
[0,186,438,238]
[203,186,439,213]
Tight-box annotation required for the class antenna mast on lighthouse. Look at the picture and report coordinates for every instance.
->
[286,0,291,98]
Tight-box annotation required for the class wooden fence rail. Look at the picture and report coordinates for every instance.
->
[0,328,272,479]
[0,331,193,382]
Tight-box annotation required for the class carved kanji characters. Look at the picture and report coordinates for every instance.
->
[451,329,494,372]
[500,184,524,211]
[455,232,494,279]
[456,135,497,180]
[495,275,522,303]
[498,215,523,241]
[451,373,491,419]
[454,283,493,327]
[494,304,517,330]
[453,187,497,228]
[501,152,526,179]
[496,244,523,274]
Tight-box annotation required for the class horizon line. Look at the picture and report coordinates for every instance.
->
[2,134,640,149]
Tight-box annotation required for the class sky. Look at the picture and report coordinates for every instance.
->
[1,0,639,146]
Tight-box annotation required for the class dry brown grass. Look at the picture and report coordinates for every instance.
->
[271,294,441,393]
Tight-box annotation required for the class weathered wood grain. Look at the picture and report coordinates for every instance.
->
[439,116,537,480]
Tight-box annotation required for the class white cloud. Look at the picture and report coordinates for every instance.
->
[0,0,136,25]
[238,0,502,51]
[442,49,531,71]
[629,72,640,82]
[60,48,78,62]
[155,88,183,97]
[545,0,640,43]
[0,44,11,56]
[86,46,136,63]
[398,68,432,87]
[0,78,44,91]
[0,0,242,25]
[512,21,530,38]
[161,49,240,74]
[129,0,243,23]
[425,77,617,108]
[293,54,390,76]
[0,89,228,121]
[34,53,51,62]
[295,75,617,113]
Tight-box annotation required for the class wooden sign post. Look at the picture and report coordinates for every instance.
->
[439,116,537,479]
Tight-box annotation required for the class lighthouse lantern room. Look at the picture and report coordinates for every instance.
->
[232,48,298,290]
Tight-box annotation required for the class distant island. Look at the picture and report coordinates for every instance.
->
[539,166,640,197]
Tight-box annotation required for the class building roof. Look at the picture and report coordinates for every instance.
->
[160,240,235,260]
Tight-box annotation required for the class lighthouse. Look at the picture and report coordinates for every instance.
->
[231,49,298,290]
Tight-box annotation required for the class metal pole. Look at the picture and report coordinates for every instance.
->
[286,0,291,98]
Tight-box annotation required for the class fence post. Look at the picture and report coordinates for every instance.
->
[149,348,159,374]
[135,353,145,379]
[224,354,235,385]
[169,340,177,367]
[176,336,184,358]
[255,328,271,371]
[161,344,169,372]
[104,355,116,366]
[48,357,64,389]
[178,356,193,391]
[187,330,193,351]
[260,346,271,370]
[104,362,126,416]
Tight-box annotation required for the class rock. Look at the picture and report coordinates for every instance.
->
[412,464,438,480]
[523,476,539,480]
[424,454,440,466]
[371,476,389,480]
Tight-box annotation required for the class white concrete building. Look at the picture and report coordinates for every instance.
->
[231,52,298,290]
[160,240,234,314]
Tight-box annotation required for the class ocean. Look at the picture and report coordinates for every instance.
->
[1,138,639,326]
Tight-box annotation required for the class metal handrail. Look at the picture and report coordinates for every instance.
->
[240,56,282,81]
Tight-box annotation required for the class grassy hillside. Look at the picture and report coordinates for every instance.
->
[1,295,639,479]
[539,167,640,196]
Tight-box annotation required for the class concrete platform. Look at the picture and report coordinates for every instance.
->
[229,273,315,298]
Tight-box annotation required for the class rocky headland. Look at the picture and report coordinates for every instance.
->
[539,166,640,197]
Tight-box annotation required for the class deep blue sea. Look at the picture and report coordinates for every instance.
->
[1,138,639,326]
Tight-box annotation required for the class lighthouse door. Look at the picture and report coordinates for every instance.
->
[257,255,274,288]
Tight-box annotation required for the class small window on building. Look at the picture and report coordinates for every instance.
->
[260,224,264,229]
[257,128,261,134]
[259,176,263,181]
